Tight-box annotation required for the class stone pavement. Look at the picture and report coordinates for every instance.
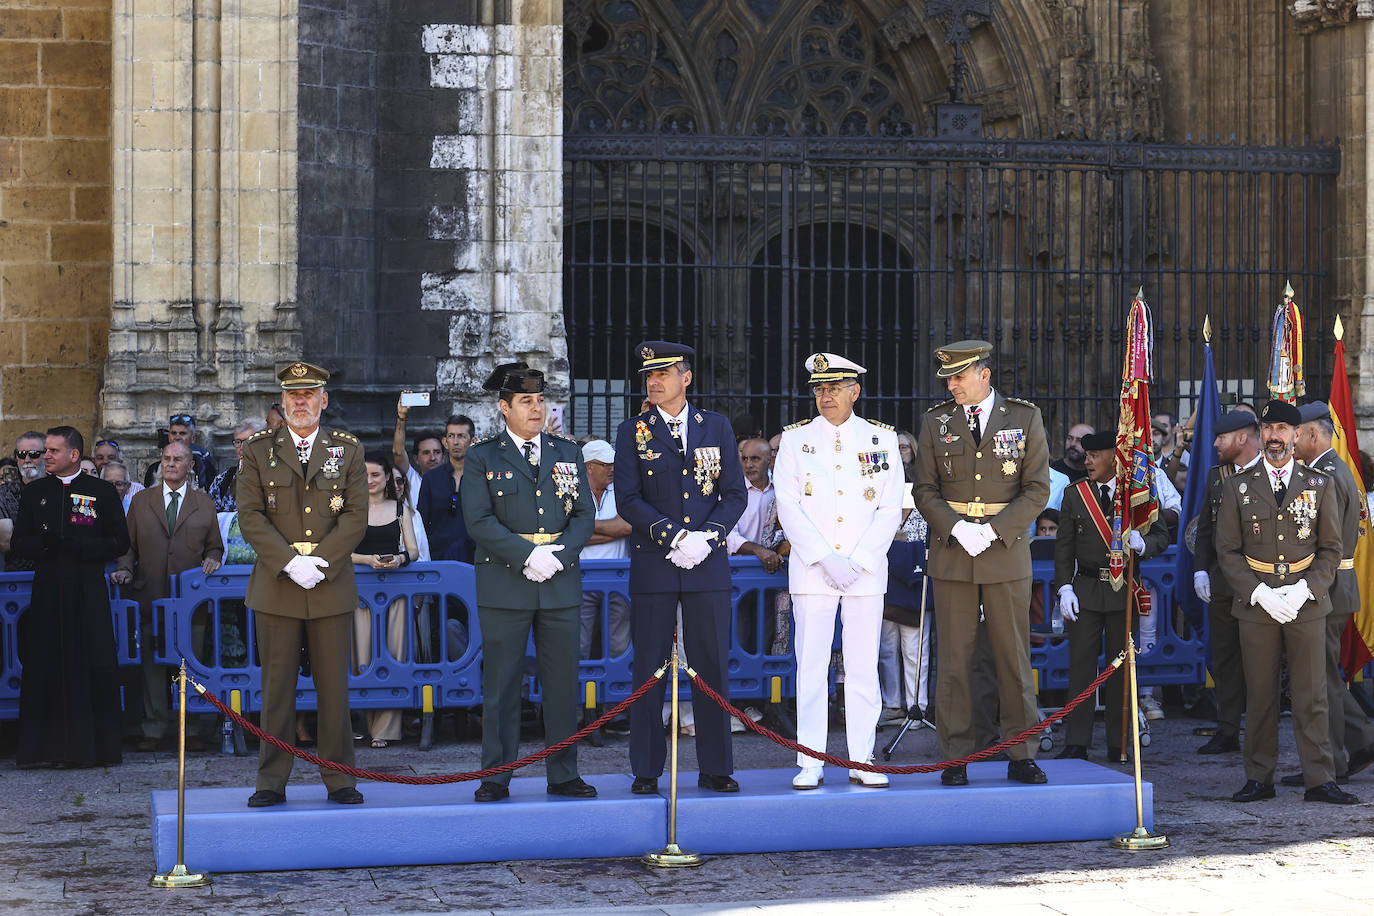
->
[2,708,1372,915]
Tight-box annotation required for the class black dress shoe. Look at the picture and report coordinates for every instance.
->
[1279,773,1306,787]
[1198,733,1240,755]
[247,789,286,808]
[327,786,365,805]
[1007,759,1048,785]
[1347,744,1374,777]
[1305,781,1361,804]
[1231,779,1275,802]
[697,774,739,793]
[474,782,510,802]
[547,777,598,798]
[1055,744,1088,759]
[631,777,658,795]
[941,764,968,786]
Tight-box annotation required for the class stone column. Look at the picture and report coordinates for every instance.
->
[420,0,564,432]
[104,0,300,473]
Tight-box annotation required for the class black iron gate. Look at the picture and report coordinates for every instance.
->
[563,136,1339,442]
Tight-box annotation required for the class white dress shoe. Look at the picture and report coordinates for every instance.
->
[849,769,890,788]
[792,766,824,789]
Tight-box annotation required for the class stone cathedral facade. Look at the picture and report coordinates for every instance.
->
[1,0,1372,470]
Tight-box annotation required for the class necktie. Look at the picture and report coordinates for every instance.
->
[522,441,537,467]
[1098,484,1112,515]
[1272,469,1287,502]
[668,419,685,456]
[166,490,180,534]
[967,406,982,445]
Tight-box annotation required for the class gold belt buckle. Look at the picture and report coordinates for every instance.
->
[1273,561,1289,577]
[291,541,316,556]
[965,502,986,518]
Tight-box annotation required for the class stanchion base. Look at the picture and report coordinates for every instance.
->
[1110,827,1170,851]
[642,844,703,868]
[150,864,212,888]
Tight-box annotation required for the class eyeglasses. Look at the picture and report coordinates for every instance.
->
[95,439,119,449]
[170,414,194,425]
[448,492,461,516]
[110,480,131,489]
[812,383,855,397]
[14,450,42,460]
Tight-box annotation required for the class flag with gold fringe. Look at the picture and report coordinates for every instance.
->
[1110,288,1161,591]
[1268,281,1305,403]
[1328,315,1374,678]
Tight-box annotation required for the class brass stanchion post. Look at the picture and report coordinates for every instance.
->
[151,660,213,887]
[1109,633,1169,851]
[642,639,702,867]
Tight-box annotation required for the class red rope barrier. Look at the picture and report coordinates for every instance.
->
[192,670,663,785]
[688,652,1129,774]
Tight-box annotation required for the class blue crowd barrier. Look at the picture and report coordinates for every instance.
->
[1028,547,1208,691]
[156,563,483,718]
[0,572,140,720]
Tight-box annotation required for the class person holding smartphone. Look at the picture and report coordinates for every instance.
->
[350,451,419,748]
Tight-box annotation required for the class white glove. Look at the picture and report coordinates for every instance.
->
[1058,584,1080,623]
[1274,579,1315,614]
[952,520,993,557]
[522,564,551,583]
[523,543,565,580]
[1193,570,1211,603]
[1251,583,1298,624]
[1128,530,1146,554]
[676,530,714,565]
[283,554,328,590]
[667,545,700,570]
[817,553,860,590]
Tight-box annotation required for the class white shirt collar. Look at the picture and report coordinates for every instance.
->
[164,481,188,501]
[1093,477,1116,497]
[1263,457,1295,481]
[506,428,539,453]
[1236,452,1262,473]
[289,426,320,452]
[965,389,996,425]
[657,403,690,427]
[1313,447,1336,467]
[57,471,81,485]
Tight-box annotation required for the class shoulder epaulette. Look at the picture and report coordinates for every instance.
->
[784,418,812,431]
[331,429,359,443]
[1004,396,1038,409]
[245,428,274,444]
[926,399,957,413]
[869,419,894,431]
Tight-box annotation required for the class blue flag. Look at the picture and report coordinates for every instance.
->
[1175,341,1221,627]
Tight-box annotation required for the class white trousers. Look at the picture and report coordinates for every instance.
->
[878,616,931,711]
[793,593,883,769]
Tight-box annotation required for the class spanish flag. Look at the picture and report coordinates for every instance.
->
[1329,316,1374,678]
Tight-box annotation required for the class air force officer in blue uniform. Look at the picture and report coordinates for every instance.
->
[614,341,748,795]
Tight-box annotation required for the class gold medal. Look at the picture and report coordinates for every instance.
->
[864,486,876,502]
[329,494,344,513]
[1002,460,1018,476]
[1298,525,1311,540]
[564,498,573,515]
[703,479,714,496]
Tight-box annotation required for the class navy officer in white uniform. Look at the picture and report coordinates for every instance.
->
[774,352,904,788]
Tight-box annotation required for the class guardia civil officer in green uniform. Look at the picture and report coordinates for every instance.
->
[1053,430,1170,761]
[237,361,369,807]
[1215,399,1357,805]
[1290,401,1374,784]
[463,362,596,802]
[914,340,1050,786]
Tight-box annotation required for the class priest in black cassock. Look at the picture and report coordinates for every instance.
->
[11,426,130,767]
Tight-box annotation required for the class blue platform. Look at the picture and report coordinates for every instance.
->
[151,762,1151,873]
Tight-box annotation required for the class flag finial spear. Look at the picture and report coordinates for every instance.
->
[1203,315,1212,344]
[1336,314,1345,341]
[1284,280,1295,300]
[1136,286,1144,301]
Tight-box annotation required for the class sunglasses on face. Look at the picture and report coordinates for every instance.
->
[14,450,43,460]
[170,414,194,425]
[95,439,119,449]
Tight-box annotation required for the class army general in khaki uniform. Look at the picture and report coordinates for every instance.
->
[914,340,1050,786]
[237,361,369,807]
[1215,399,1357,805]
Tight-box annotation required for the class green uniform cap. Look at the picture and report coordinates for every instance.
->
[277,361,330,390]
[933,340,993,378]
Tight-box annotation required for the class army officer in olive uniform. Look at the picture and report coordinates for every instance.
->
[237,361,369,807]
[1054,430,1170,761]
[463,362,596,802]
[1215,399,1357,805]
[914,340,1051,786]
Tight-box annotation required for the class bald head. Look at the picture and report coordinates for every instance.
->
[161,440,193,489]
[739,437,771,488]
